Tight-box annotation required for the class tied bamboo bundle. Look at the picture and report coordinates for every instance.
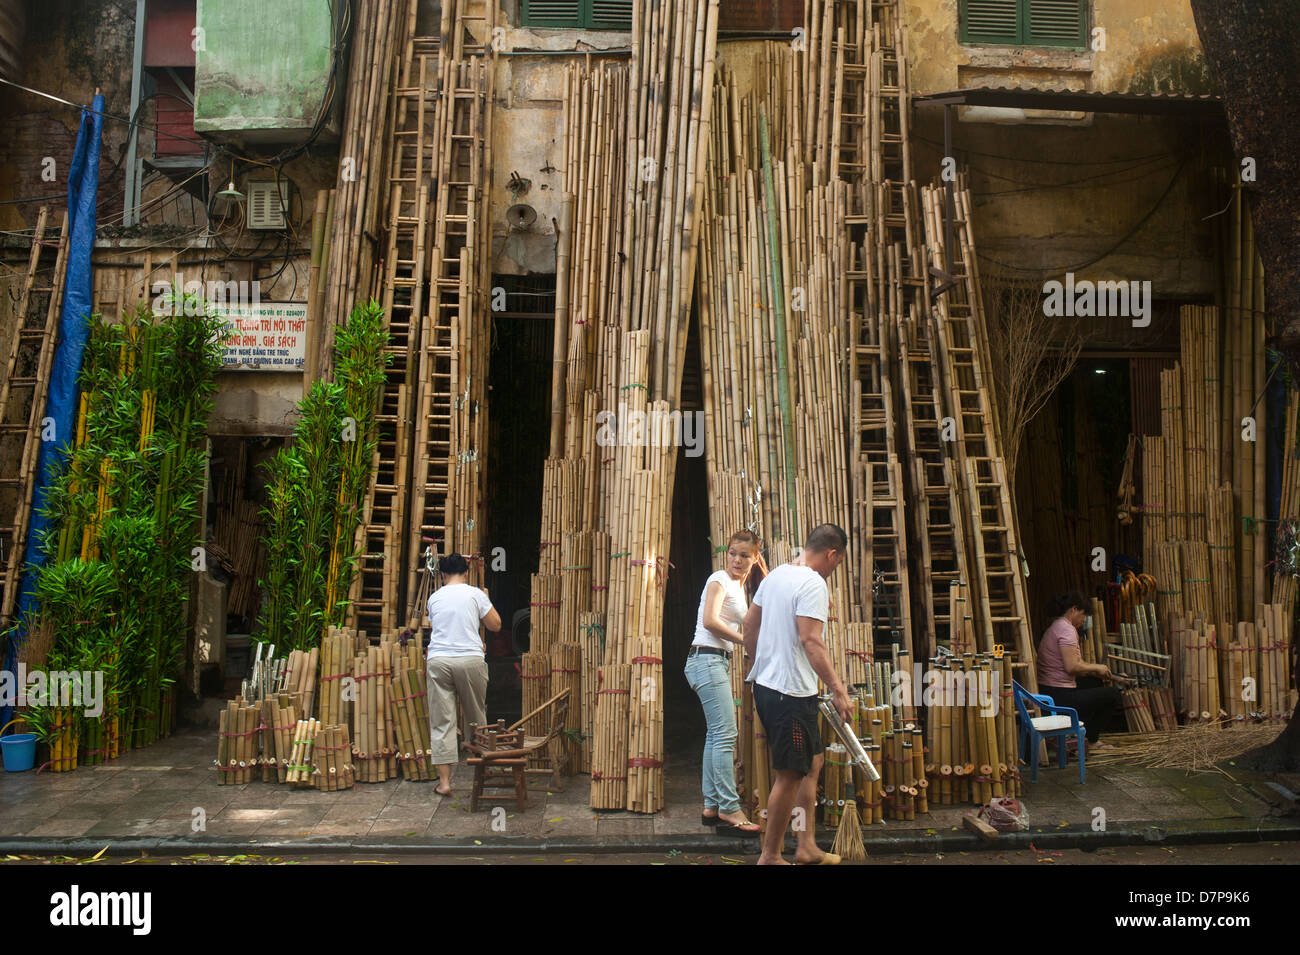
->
[389,666,432,780]
[47,706,79,774]
[318,629,354,728]
[286,718,320,787]
[822,742,848,827]
[352,641,396,783]
[550,643,583,776]
[590,664,632,809]
[520,652,552,769]
[1121,689,1157,734]
[216,700,259,785]
[529,574,561,656]
[627,637,664,813]
[263,697,297,783]
[1208,484,1236,624]
[312,724,355,792]
[578,613,605,773]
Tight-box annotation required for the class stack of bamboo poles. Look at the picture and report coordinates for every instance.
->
[217,699,260,785]
[286,718,320,787]
[578,613,604,773]
[388,639,432,781]
[282,648,319,722]
[550,643,583,775]
[45,707,80,774]
[1214,604,1294,725]
[520,651,551,769]
[590,664,632,808]
[318,629,354,728]
[920,655,1019,806]
[262,696,297,783]
[353,638,397,782]
[316,0,411,377]
[1169,615,1223,724]
[312,724,356,792]
[822,743,848,827]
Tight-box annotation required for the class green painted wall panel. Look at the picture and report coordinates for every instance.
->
[194,0,339,142]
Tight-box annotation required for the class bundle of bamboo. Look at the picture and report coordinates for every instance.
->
[590,664,632,809]
[286,718,320,787]
[353,640,396,782]
[312,723,356,792]
[217,700,260,785]
[550,643,583,776]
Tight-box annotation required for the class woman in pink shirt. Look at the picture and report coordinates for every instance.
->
[1036,590,1131,751]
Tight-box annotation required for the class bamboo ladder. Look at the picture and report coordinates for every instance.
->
[0,208,70,631]
[406,0,495,612]
[350,5,439,635]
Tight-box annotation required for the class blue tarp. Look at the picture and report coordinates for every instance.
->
[1,94,102,733]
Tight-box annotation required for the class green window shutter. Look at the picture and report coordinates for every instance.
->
[589,0,633,30]
[961,0,1019,44]
[522,0,631,29]
[522,0,583,28]
[1026,0,1087,47]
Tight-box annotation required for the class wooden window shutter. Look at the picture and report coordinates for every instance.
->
[522,0,583,28]
[589,0,633,30]
[1026,0,1087,47]
[960,0,1019,44]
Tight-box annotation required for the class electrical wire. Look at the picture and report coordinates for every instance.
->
[975,156,1189,274]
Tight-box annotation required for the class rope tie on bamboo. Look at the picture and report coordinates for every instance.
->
[539,540,561,551]
[320,673,348,682]
[626,758,663,768]
[579,623,606,633]
[620,383,647,391]
[551,667,580,674]
[218,726,261,738]
[520,673,549,680]
[598,688,630,695]
[563,564,591,570]
[590,584,609,591]
[592,772,627,780]
[529,601,560,608]
[631,656,662,665]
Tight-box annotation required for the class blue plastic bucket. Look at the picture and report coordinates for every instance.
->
[1,733,37,772]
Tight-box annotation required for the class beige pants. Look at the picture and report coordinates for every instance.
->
[426,654,489,765]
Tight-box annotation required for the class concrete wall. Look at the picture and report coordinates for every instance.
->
[905,0,1212,96]
[904,0,1223,302]
[193,0,339,143]
[0,0,135,231]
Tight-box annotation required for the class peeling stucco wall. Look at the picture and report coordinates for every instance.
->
[905,0,1209,95]
[905,0,1223,300]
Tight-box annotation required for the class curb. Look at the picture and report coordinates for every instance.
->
[2,818,1297,857]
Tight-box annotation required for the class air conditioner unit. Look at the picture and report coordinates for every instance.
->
[246,179,289,230]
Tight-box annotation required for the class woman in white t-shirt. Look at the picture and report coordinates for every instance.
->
[425,553,502,796]
[685,529,765,832]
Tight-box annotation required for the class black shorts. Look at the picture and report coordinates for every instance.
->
[753,682,823,776]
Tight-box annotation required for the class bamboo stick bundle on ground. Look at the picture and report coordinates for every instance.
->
[529,574,562,657]
[318,629,353,728]
[578,613,604,773]
[388,666,430,780]
[520,651,552,768]
[286,718,319,787]
[627,636,664,813]
[590,664,632,809]
[312,724,355,792]
[550,643,583,776]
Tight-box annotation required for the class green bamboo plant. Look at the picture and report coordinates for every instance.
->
[256,300,389,652]
[25,293,223,761]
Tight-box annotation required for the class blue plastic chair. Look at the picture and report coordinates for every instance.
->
[1012,681,1085,784]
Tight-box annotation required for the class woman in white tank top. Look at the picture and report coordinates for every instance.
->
[684,530,765,832]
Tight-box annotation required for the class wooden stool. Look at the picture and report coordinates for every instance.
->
[467,756,528,812]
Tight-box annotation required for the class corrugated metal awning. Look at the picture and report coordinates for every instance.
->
[913,86,1223,116]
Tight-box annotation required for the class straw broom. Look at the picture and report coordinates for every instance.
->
[831,777,866,861]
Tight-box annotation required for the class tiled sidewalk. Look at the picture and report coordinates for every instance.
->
[0,728,1283,844]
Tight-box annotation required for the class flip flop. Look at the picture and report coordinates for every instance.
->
[716,821,761,834]
[798,852,841,865]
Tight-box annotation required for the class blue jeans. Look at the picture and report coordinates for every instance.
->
[684,653,740,813]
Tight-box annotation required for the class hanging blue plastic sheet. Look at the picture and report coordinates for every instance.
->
[1,93,103,732]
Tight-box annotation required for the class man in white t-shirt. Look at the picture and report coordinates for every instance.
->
[425,553,502,796]
[743,523,852,865]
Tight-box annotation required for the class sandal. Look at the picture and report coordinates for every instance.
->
[701,813,720,826]
[716,821,761,834]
